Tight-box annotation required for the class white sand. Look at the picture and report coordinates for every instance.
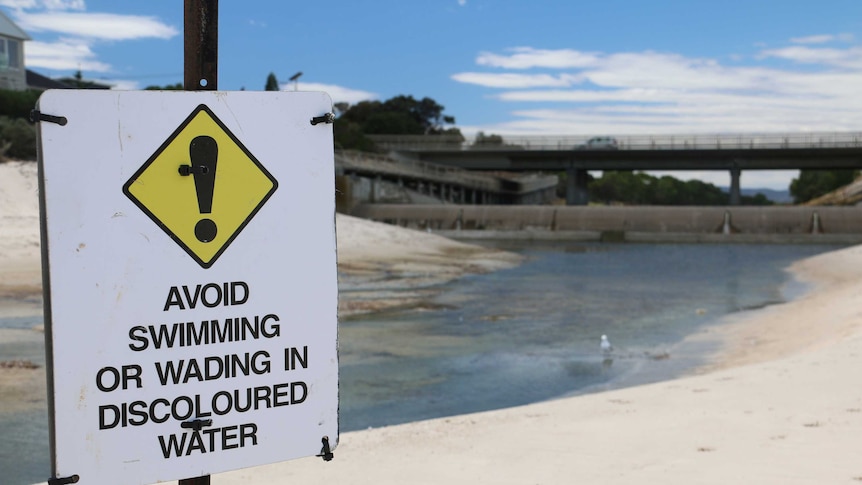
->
[3,160,862,484]
[201,245,862,484]
[0,161,42,318]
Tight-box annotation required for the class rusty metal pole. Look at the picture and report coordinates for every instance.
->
[184,0,218,91]
[180,0,217,482]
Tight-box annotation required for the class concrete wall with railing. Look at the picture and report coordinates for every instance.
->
[353,204,862,243]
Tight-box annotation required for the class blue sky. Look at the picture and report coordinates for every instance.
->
[2,0,862,190]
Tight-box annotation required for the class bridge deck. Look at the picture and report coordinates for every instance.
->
[371,133,862,172]
[372,131,862,152]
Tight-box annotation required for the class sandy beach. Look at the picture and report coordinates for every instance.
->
[2,159,862,483]
[205,244,862,485]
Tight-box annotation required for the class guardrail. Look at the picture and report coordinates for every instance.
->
[369,132,862,151]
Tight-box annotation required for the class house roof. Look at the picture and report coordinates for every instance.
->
[0,9,31,40]
[55,75,112,89]
[26,70,73,90]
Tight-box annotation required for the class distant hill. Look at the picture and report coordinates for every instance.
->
[719,186,793,204]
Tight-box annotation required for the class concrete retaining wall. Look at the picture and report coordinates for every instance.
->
[353,204,862,243]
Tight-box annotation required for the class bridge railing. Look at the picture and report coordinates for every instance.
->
[369,132,862,151]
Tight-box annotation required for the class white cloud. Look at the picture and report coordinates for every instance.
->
[25,38,108,71]
[462,49,780,92]
[457,0,466,6]
[452,39,862,136]
[759,45,862,69]
[0,0,84,8]
[283,82,377,105]
[43,0,84,9]
[2,3,177,79]
[0,0,37,8]
[452,72,582,88]
[790,34,836,45]
[477,47,600,69]
[587,52,756,91]
[790,33,854,44]
[16,11,177,40]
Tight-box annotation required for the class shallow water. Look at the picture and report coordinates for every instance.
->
[337,242,843,431]
[0,314,48,485]
[0,241,844,484]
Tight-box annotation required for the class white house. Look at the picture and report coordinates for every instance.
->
[0,9,30,90]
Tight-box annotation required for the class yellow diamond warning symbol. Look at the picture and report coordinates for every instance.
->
[123,104,278,268]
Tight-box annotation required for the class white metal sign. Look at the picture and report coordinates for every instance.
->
[37,90,339,485]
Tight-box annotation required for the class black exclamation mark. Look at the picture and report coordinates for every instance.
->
[179,135,218,243]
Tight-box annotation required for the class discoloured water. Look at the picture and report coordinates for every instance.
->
[338,242,843,431]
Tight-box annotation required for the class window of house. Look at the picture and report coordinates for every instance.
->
[0,38,19,69]
[0,39,7,69]
[7,39,19,69]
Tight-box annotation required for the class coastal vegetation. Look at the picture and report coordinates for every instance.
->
[790,169,859,204]
[334,94,462,151]
[0,116,35,160]
[586,170,774,206]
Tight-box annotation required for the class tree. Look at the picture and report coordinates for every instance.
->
[338,95,457,135]
[57,70,110,89]
[790,169,859,204]
[382,95,455,134]
[472,131,504,147]
[588,171,773,206]
[364,111,424,134]
[333,102,350,117]
[334,95,461,150]
[333,119,377,151]
[265,72,279,91]
[589,171,652,204]
[742,193,773,206]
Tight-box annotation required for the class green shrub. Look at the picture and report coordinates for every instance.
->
[0,89,41,119]
[0,116,37,160]
[0,89,40,161]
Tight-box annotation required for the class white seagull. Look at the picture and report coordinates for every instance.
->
[600,334,613,354]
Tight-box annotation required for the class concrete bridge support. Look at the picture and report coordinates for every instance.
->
[372,175,382,202]
[729,166,741,206]
[566,167,590,206]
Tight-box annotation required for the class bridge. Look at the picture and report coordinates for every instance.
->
[371,132,862,205]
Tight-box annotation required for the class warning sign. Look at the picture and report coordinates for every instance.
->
[36,90,338,485]
[123,104,278,268]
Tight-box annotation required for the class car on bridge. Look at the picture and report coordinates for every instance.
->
[576,136,619,150]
